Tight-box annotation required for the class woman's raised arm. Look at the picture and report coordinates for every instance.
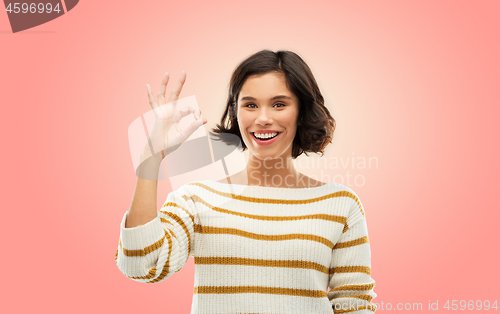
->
[127,71,206,228]
[114,71,205,283]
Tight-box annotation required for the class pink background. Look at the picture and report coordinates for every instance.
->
[2,0,499,313]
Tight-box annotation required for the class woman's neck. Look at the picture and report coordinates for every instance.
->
[242,154,301,187]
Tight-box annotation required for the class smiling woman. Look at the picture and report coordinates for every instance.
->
[212,50,335,158]
[115,49,378,314]
[210,50,337,188]
[237,72,300,162]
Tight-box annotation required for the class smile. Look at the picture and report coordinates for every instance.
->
[251,132,281,146]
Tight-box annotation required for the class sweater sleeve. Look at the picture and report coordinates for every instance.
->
[114,186,198,284]
[328,190,377,313]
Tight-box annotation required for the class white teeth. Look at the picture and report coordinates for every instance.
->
[254,132,278,139]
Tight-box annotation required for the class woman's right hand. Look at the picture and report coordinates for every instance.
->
[142,71,207,161]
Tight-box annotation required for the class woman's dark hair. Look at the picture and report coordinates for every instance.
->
[209,49,336,159]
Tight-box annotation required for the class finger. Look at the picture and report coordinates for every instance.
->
[157,72,170,106]
[146,84,158,110]
[178,106,197,119]
[168,71,187,104]
[183,115,206,137]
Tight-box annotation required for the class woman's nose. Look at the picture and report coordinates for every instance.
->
[255,108,273,125]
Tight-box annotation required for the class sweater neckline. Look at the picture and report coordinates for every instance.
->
[202,179,334,191]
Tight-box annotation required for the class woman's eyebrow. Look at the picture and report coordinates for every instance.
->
[240,95,292,101]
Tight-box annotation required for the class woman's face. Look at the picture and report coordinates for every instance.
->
[236,71,300,160]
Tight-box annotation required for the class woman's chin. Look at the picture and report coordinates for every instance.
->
[249,149,288,160]
[249,151,274,160]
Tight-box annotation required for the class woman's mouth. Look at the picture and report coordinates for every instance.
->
[251,132,281,146]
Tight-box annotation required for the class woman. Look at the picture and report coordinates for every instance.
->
[115,50,377,314]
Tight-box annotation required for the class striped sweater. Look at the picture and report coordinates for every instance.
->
[115,180,377,314]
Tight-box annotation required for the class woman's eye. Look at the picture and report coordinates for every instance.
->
[244,103,285,108]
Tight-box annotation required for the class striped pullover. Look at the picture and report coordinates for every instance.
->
[115,180,377,314]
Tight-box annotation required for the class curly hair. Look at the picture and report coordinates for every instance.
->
[209,49,336,159]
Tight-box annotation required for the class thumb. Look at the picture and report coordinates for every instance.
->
[183,116,207,137]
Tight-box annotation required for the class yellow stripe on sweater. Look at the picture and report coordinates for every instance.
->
[190,194,347,224]
[331,283,375,292]
[334,236,369,250]
[194,224,335,249]
[330,294,374,302]
[188,182,363,216]
[193,285,329,298]
[194,256,330,274]
[330,266,371,275]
